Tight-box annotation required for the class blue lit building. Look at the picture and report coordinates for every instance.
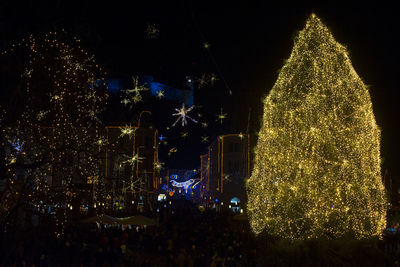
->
[140,76,193,106]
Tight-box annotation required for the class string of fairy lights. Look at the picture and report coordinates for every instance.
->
[246,14,387,240]
[1,31,108,236]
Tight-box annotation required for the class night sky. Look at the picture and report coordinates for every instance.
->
[1,2,399,184]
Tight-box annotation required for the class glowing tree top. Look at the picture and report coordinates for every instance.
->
[246,14,387,239]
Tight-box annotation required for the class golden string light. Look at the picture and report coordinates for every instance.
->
[246,14,387,240]
[1,31,108,236]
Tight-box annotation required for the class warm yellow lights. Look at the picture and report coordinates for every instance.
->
[1,31,108,235]
[216,108,227,124]
[120,125,136,138]
[246,14,387,240]
[156,90,165,99]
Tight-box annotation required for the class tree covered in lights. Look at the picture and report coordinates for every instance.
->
[246,14,387,240]
[0,32,108,234]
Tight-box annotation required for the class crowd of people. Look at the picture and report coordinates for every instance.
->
[5,203,400,266]
[2,207,258,266]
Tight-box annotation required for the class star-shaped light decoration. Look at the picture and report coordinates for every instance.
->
[216,108,227,124]
[96,138,106,147]
[238,132,244,139]
[50,94,62,102]
[197,73,208,88]
[168,147,177,156]
[121,98,130,106]
[201,136,209,143]
[156,90,165,99]
[121,76,149,108]
[201,122,208,128]
[203,42,210,49]
[122,153,145,165]
[210,73,219,86]
[154,161,164,170]
[223,174,231,182]
[120,125,135,139]
[172,103,198,127]
[181,132,189,138]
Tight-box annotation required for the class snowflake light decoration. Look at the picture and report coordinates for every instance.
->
[154,161,164,170]
[121,98,130,106]
[172,103,198,127]
[210,73,219,86]
[123,178,145,192]
[120,125,135,138]
[96,138,106,146]
[197,73,209,88]
[216,108,227,124]
[223,174,231,182]
[168,147,177,156]
[201,136,209,143]
[181,132,189,138]
[156,90,165,99]
[201,122,208,128]
[121,76,149,109]
[122,153,145,165]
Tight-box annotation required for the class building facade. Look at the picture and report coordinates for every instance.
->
[200,134,250,212]
[103,111,160,213]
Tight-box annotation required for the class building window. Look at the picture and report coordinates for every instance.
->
[229,142,234,152]
[228,160,233,173]
[230,197,241,213]
[145,136,152,147]
[234,143,239,152]
[234,160,240,172]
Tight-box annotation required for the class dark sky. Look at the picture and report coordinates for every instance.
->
[1,2,399,182]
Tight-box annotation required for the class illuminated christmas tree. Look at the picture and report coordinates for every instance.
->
[0,32,108,234]
[246,14,387,239]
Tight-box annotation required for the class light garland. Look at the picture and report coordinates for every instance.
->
[246,14,387,240]
[1,31,108,236]
[170,179,195,189]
